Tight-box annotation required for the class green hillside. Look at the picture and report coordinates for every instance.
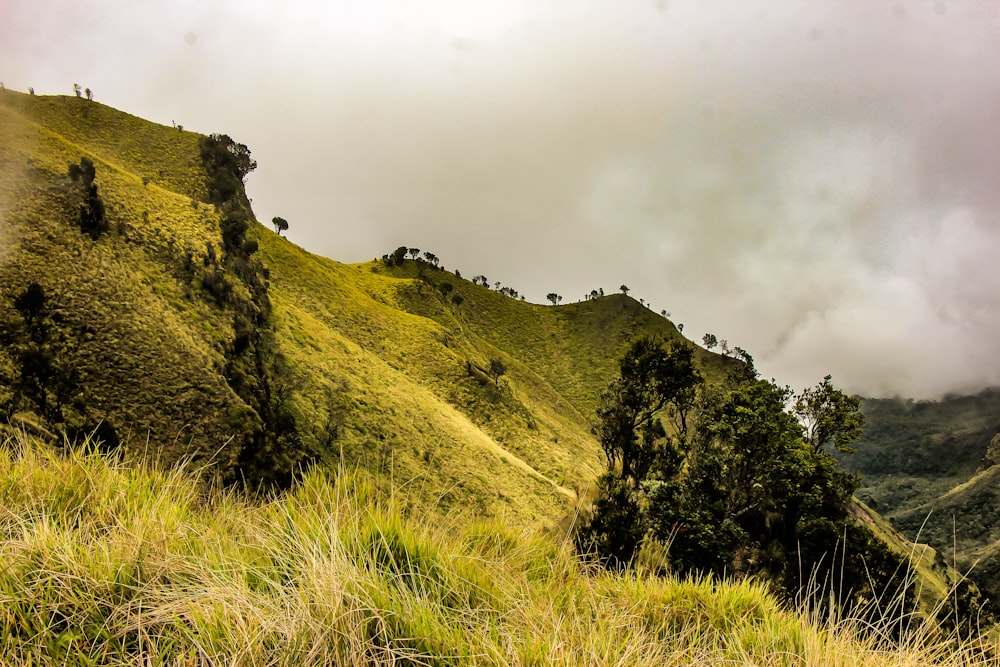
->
[0,89,730,523]
[6,430,992,667]
[835,392,1000,602]
[1,89,995,659]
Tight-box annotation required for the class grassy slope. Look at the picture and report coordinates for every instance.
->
[2,431,991,667]
[891,465,1000,602]
[0,90,731,524]
[0,92,244,470]
[839,392,1000,514]
[836,392,1000,602]
[0,92,991,659]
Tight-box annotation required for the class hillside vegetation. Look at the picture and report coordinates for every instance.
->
[837,392,1000,603]
[0,89,719,522]
[1,90,994,655]
[1,431,993,667]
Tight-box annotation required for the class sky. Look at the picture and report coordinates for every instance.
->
[3,0,1000,399]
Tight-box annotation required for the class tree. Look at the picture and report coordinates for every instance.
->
[73,83,81,97]
[14,282,46,331]
[595,336,702,483]
[69,157,107,240]
[620,285,630,295]
[488,359,507,386]
[408,248,420,260]
[199,134,257,205]
[391,246,408,266]
[576,338,905,615]
[85,88,92,101]
[271,216,289,236]
[793,375,864,453]
[546,293,562,306]
[423,251,439,267]
[702,333,717,350]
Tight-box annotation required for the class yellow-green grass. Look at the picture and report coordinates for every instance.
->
[852,500,956,618]
[1,88,642,521]
[1,430,993,666]
[253,229,607,520]
[0,91,208,201]
[0,93,246,467]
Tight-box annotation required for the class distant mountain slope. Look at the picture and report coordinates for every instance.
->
[836,390,1000,603]
[0,90,723,522]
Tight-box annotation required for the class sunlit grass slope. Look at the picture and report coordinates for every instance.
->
[0,89,732,523]
[0,91,244,469]
[2,431,992,667]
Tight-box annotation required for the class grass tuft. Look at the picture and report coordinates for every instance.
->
[1,430,996,665]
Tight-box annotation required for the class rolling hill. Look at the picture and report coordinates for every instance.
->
[0,88,732,523]
[0,89,989,637]
[836,391,1000,602]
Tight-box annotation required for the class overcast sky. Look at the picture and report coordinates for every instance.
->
[3,0,1000,399]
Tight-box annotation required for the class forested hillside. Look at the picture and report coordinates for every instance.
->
[837,391,1000,603]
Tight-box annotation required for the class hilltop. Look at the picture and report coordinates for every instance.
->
[0,89,729,522]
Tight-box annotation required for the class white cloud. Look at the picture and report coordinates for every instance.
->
[3,0,999,398]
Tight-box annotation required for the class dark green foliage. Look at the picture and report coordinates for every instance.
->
[380,246,410,267]
[13,282,46,329]
[4,284,81,428]
[198,133,257,205]
[794,375,865,453]
[271,216,289,236]
[577,473,645,569]
[66,420,120,454]
[595,336,701,483]
[201,266,232,306]
[195,136,317,489]
[488,359,507,386]
[68,157,107,240]
[577,336,904,615]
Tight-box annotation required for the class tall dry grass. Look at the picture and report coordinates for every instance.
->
[0,431,995,666]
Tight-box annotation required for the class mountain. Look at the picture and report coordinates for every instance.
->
[0,91,987,628]
[836,391,1000,602]
[0,89,733,523]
